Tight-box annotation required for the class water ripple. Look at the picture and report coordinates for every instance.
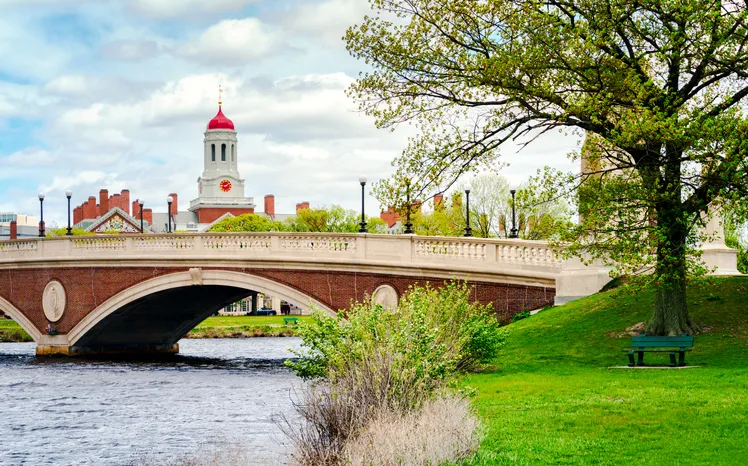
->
[0,338,303,466]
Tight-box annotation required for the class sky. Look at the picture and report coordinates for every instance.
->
[0,0,580,226]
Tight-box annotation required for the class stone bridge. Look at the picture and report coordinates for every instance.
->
[0,232,612,356]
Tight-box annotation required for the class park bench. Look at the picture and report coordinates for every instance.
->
[623,334,694,367]
[283,317,299,326]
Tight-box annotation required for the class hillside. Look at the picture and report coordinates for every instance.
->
[463,276,748,465]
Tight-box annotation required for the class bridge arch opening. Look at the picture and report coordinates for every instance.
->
[66,270,334,353]
[0,296,42,343]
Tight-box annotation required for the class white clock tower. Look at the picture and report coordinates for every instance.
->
[189,88,256,224]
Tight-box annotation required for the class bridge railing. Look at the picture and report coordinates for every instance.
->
[0,233,563,274]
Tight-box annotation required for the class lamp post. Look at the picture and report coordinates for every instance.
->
[403,179,414,234]
[65,190,72,236]
[138,200,144,233]
[464,188,473,237]
[509,189,519,239]
[166,196,173,233]
[358,176,368,233]
[38,192,45,237]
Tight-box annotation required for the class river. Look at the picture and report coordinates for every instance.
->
[0,338,304,465]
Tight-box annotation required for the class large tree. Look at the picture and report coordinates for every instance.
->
[347,0,748,335]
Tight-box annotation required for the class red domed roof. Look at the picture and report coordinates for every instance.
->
[206,106,235,131]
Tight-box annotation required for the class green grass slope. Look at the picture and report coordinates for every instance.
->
[463,277,748,466]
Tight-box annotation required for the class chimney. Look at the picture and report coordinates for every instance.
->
[301,201,310,210]
[73,206,82,225]
[85,197,97,220]
[110,193,121,212]
[121,190,131,216]
[264,194,275,217]
[99,189,109,216]
[168,193,178,217]
[433,193,444,209]
[9,221,17,240]
[132,200,141,219]
[143,208,153,226]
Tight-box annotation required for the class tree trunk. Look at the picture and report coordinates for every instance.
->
[646,277,699,335]
[645,205,700,336]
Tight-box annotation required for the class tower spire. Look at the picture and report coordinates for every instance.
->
[218,84,223,108]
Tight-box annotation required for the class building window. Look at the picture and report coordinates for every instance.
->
[211,144,216,161]
[221,143,226,161]
[231,144,235,162]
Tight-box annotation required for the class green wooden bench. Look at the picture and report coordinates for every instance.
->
[283,317,299,326]
[623,334,694,367]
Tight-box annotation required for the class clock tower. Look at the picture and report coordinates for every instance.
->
[189,88,256,223]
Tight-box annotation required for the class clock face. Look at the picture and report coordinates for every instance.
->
[220,179,232,192]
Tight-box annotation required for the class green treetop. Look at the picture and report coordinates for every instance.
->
[347,0,748,335]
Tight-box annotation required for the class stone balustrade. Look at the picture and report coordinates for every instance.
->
[0,233,564,276]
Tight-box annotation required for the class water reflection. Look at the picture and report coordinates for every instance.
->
[0,338,303,466]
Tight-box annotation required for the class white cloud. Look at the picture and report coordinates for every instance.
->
[172,18,285,65]
[3,147,56,167]
[100,40,160,61]
[282,0,372,45]
[129,0,258,19]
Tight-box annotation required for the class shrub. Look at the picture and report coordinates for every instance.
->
[512,310,532,322]
[283,280,504,465]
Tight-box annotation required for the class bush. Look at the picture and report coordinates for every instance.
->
[283,280,504,465]
[512,310,532,322]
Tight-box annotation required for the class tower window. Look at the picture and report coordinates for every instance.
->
[221,143,226,161]
[231,145,235,162]
[211,144,216,161]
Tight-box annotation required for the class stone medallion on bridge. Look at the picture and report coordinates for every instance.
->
[42,280,66,322]
[372,284,398,311]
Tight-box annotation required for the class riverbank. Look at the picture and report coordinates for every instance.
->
[463,276,748,465]
[0,319,32,342]
[0,315,312,342]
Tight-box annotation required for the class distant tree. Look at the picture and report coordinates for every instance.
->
[287,205,386,233]
[209,214,286,233]
[47,228,94,237]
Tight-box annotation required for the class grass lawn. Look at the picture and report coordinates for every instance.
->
[0,318,32,342]
[0,315,312,342]
[462,277,748,465]
[193,315,313,329]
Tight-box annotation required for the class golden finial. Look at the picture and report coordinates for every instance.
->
[218,84,223,108]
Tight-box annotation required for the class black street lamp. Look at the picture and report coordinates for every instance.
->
[138,200,145,233]
[509,189,519,239]
[403,179,414,234]
[65,190,73,236]
[38,192,45,237]
[358,176,368,233]
[166,196,173,233]
[464,188,473,237]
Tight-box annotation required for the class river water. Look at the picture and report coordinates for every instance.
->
[0,338,304,465]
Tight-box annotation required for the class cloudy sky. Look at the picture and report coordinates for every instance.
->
[0,0,579,226]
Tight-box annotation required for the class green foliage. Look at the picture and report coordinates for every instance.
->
[347,0,748,335]
[511,310,531,323]
[287,281,505,384]
[208,213,286,232]
[285,205,386,234]
[47,228,94,237]
[724,213,748,274]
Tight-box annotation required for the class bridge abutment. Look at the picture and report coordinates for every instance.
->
[37,343,180,357]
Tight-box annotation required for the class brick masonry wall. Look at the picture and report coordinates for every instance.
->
[0,266,555,335]
[196,208,255,223]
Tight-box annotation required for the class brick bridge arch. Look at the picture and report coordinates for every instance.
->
[62,269,337,355]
